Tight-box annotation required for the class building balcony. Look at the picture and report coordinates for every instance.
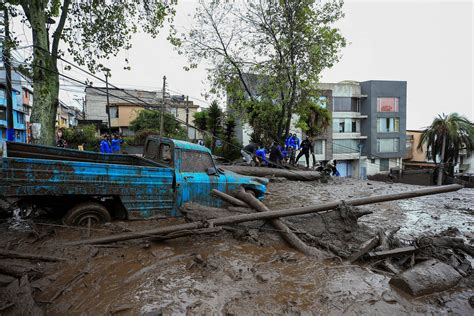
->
[333,153,361,160]
[333,133,367,139]
[332,112,368,119]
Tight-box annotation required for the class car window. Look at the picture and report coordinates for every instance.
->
[144,141,159,159]
[181,150,214,173]
[158,143,172,165]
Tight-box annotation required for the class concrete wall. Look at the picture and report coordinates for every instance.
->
[360,80,407,159]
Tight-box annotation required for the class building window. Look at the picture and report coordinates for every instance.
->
[314,140,323,155]
[377,118,400,133]
[109,106,119,118]
[377,98,399,112]
[333,118,360,133]
[333,97,359,112]
[0,108,5,120]
[16,112,25,124]
[333,139,359,154]
[0,90,5,99]
[377,138,399,153]
[380,158,389,171]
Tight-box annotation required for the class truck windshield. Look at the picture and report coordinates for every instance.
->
[181,151,214,173]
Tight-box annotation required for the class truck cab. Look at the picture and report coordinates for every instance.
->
[143,137,268,215]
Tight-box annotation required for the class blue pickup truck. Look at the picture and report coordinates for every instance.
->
[0,136,268,226]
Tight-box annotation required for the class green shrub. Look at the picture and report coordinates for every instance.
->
[62,125,100,151]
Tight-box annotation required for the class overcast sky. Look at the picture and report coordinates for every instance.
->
[15,0,473,130]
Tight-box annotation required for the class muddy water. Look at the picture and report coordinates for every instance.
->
[2,179,473,314]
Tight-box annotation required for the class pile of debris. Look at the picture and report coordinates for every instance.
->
[180,187,473,298]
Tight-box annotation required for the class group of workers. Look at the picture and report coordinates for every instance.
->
[100,134,124,154]
[55,129,124,154]
[241,133,339,175]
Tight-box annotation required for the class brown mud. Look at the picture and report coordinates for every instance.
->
[0,179,473,315]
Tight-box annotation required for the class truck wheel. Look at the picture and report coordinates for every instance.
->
[63,202,111,226]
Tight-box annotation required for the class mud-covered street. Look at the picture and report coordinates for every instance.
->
[1,179,473,315]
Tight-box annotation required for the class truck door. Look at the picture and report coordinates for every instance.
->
[176,149,226,208]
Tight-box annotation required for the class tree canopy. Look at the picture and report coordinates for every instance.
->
[175,0,345,142]
[418,113,474,165]
[6,0,176,145]
[418,113,474,185]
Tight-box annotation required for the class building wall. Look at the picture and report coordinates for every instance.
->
[406,130,427,161]
[360,80,407,160]
[85,87,166,124]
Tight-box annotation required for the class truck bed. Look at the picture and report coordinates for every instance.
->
[4,142,159,167]
[1,142,177,218]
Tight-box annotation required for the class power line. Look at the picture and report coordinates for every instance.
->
[8,47,403,175]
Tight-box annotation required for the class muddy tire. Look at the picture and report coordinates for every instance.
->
[63,202,111,226]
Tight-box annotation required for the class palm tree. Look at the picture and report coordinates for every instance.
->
[418,113,474,185]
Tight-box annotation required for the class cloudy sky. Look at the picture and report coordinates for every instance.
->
[15,0,473,130]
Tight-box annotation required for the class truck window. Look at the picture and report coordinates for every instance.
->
[159,143,172,165]
[145,141,159,159]
[181,151,214,173]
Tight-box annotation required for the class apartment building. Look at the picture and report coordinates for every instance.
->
[360,81,407,176]
[85,87,199,136]
[232,78,407,178]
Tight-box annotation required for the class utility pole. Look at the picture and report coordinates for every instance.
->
[185,95,189,141]
[104,68,111,135]
[3,6,14,142]
[160,75,166,136]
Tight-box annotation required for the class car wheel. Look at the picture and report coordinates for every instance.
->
[63,202,111,226]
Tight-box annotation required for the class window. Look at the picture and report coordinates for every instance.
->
[17,113,25,124]
[109,106,119,118]
[377,118,400,133]
[333,139,359,154]
[0,90,5,99]
[144,141,159,160]
[181,150,214,173]
[333,119,360,133]
[314,140,323,155]
[377,98,399,112]
[159,143,172,164]
[333,97,359,112]
[0,108,5,120]
[380,158,389,171]
[377,138,399,153]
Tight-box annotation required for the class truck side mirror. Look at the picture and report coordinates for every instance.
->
[207,167,217,176]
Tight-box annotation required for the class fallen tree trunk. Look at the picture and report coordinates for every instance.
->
[0,250,66,262]
[234,189,328,259]
[211,189,249,207]
[221,165,321,181]
[67,184,462,246]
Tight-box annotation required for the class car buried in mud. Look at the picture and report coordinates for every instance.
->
[0,136,268,225]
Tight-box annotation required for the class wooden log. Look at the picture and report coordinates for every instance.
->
[220,165,321,181]
[234,189,328,259]
[67,184,463,246]
[148,227,222,242]
[211,189,249,207]
[369,246,418,259]
[0,250,67,262]
[348,236,380,263]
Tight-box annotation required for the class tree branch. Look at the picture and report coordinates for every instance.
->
[52,0,71,59]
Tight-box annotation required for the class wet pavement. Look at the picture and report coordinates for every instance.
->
[0,178,473,315]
